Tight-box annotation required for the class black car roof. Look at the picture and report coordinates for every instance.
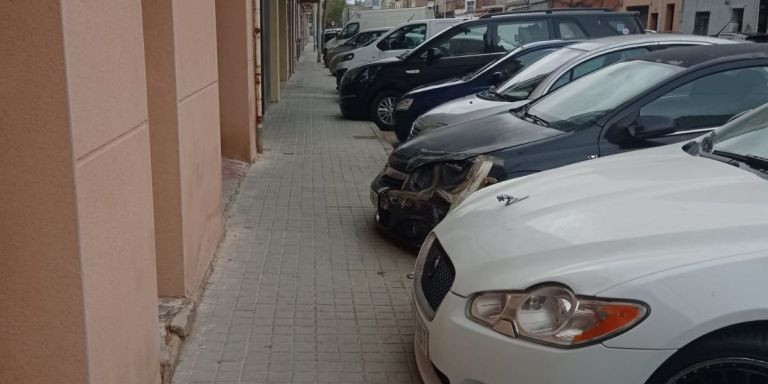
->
[629,43,768,68]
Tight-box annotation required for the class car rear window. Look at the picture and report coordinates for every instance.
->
[597,15,644,35]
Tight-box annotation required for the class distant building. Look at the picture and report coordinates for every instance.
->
[680,0,768,36]
[622,0,681,32]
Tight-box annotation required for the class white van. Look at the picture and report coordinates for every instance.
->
[324,7,435,51]
[333,18,464,78]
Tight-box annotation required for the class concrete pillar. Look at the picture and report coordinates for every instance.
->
[280,0,290,82]
[1,1,160,383]
[269,0,282,101]
[142,0,223,298]
[216,0,258,162]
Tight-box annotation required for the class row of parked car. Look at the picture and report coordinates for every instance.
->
[327,8,768,384]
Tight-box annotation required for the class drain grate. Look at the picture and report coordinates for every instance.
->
[352,135,377,140]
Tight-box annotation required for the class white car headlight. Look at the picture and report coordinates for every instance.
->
[341,53,354,61]
[396,98,414,111]
[468,285,648,347]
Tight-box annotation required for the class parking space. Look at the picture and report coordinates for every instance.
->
[170,50,422,384]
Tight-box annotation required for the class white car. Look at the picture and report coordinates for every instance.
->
[333,18,463,79]
[413,103,768,383]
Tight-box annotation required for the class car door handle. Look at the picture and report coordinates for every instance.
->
[405,69,420,74]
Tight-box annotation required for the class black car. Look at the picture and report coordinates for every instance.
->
[339,9,645,130]
[370,44,768,246]
[406,34,737,140]
[391,39,578,141]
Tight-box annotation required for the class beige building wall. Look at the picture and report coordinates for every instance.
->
[143,0,224,298]
[216,0,258,163]
[623,0,682,32]
[1,1,160,383]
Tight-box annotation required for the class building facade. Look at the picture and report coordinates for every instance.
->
[1,0,311,383]
[681,0,768,35]
[622,0,682,31]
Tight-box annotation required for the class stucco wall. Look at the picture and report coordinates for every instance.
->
[681,0,760,34]
[144,0,223,298]
[1,1,161,383]
[216,0,258,163]
[0,2,90,382]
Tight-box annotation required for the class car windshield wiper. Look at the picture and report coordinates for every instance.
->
[517,104,549,127]
[712,150,768,173]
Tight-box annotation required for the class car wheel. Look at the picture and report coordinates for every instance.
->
[647,325,768,384]
[370,90,400,131]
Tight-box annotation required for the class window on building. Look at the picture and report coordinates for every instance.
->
[649,13,659,31]
[664,4,676,32]
[694,12,710,35]
[732,8,745,32]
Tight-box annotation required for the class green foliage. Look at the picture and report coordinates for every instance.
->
[325,0,346,27]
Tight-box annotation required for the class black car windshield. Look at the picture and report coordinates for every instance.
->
[525,60,683,131]
[706,104,768,162]
[496,47,584,99]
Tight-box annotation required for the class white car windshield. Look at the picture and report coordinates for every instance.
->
[524,60,683,131]
[709,105,768,159]
[496,47,585,98]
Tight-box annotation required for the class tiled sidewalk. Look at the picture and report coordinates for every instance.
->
[171,49,421,384]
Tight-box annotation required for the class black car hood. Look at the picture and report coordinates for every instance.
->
[390,111,564,172]
[408,77,465,95]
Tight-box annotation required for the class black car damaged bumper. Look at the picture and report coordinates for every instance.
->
[370,156,499,248]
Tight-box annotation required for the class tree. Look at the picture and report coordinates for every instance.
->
[325,0,346,28]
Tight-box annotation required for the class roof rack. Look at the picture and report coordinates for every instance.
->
[480,8,616,18]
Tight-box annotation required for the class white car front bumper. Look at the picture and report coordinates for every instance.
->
[414,292,675,384]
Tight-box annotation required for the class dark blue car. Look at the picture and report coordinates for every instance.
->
[391,39,579,141]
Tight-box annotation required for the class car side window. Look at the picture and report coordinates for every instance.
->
[639,66,768,131]
[496,48,558,79]
[597,16,643,35]
[495,20,550,50]
[432,24,489,57]
[557,21,588,39]
[377,24,427,51]
[551,47,651,91]
[339,23,360,39]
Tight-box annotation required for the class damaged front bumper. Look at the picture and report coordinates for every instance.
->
[370,155,499,247]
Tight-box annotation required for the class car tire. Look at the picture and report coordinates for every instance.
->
[370,90,400,131]
[646,324,768,384]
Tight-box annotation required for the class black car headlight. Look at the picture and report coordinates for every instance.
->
[403,156,501,199]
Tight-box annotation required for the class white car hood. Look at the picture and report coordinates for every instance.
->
[435,144,768,297]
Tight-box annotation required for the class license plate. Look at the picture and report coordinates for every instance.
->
[415,312,429,358]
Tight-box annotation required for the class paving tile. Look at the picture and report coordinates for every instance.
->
[171,48,419,384]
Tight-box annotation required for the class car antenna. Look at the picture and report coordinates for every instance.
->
[713,21,732,37]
